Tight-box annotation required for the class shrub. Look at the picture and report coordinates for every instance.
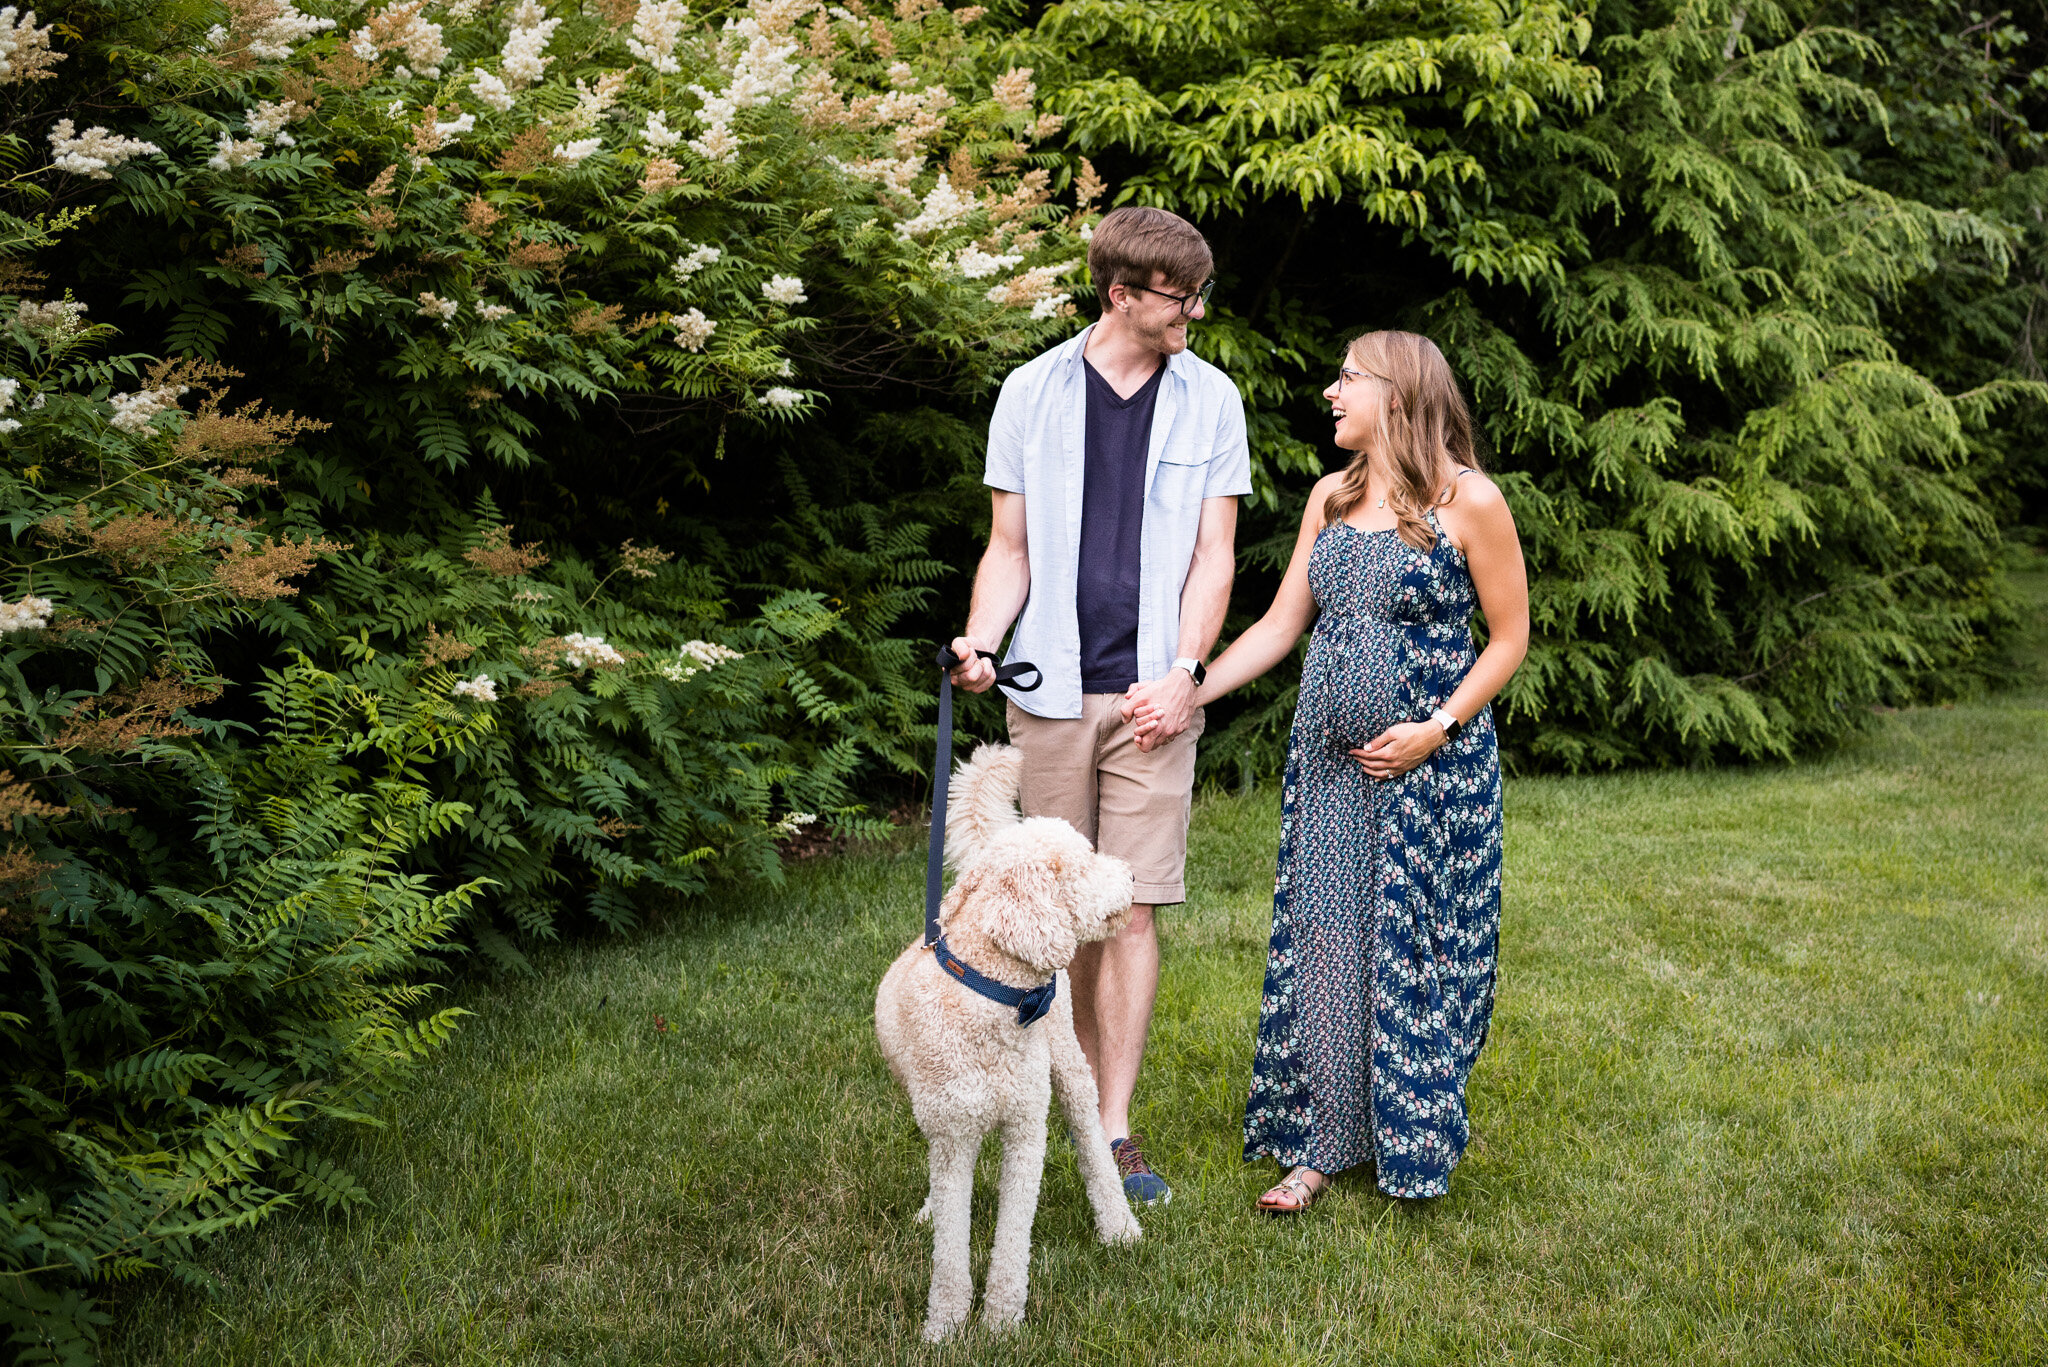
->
[1017,0,2048,772]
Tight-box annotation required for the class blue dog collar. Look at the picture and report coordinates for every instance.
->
[930,935,1056,1027]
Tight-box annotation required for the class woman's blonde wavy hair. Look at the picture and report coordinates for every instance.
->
[1321,330,1481,551]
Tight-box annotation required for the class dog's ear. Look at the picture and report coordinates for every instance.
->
[977,844,1079,974]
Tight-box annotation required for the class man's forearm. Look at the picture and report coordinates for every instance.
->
[964,540,1030,650]
[1173,541,1233,664]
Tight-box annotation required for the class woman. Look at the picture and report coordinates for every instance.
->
[1131,330,1528,1208]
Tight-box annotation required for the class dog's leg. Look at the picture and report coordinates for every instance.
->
[1050,984,1142,1244]
[921,1129,980,1343]
[981,1103,1048,1331]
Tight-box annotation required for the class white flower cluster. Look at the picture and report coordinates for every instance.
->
[414,109,476,162]
[0,375,22,434]
[641,109,683,149]
[553,137,602,165]
[987,264,1070,313]
[657,638,743,682]
[670,308,716,351]
[476,301,514,322]
[500,0,560,90]
[15,297,86,340]
[563,632,625,669]
[832,154,922,197]
[687,6,800,164]
[445,0,483,19]
[953,245,1022,280]
[0,7,57,85]
[897,173,976,239]
[451,673,499,702]
[108,385,187,434]
[671,243,720,281]
[349,5,445,75]
[1030,294,1071,321]
[627,0,688,74]
[758,386,804,410]
[245,99,301,145]
[886,61,916,89]
[390,6,447,73]
[417,291,459,325]
[773,810,819,836]
[207,131,265,172]
[0,594,53,634]
[761,274,806,306]
[47,119,161,179]
[468,68,514,113]
[239,2,336,61]
[556,72,627,135]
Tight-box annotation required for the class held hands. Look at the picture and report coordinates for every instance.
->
[946,636,998,693]
[1120,669,1198,753]
[1351,720,1448,781]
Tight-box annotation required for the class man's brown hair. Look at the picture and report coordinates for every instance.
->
[1086,206,1212,309]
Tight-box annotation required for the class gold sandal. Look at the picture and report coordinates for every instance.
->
[1256,1166,1325,1214]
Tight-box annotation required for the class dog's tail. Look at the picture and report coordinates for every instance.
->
[944,743,1023,870]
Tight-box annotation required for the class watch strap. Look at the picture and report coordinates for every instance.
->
[1172,656,1207,686]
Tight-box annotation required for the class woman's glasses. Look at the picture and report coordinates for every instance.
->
[1334,366,1391,392]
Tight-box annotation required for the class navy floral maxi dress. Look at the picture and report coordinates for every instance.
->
[1241,507,1503,1199]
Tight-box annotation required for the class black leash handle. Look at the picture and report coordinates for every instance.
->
[925,644,1041,945]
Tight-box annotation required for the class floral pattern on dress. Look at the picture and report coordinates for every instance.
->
[1242,508,1503,1199]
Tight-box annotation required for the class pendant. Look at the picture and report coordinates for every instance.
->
[1377,497,1386,509]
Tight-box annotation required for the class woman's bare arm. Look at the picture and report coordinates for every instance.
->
[1128,474,1341,737]
[1352,473,1529,779]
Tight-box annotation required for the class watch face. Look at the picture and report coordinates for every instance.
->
[1192,661,1207,685]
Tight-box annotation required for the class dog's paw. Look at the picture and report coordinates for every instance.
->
[913,1195,932,1225]
[982,1304,1026,1334]
[921,1314,967,1343]
[1099,1215,1142,1246]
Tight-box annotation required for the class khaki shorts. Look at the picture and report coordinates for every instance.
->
[1006,694,1205,906]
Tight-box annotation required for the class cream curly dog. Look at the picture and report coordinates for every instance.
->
[875,743,1143,1341]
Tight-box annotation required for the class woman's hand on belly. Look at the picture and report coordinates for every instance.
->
[1351,720,1445,781]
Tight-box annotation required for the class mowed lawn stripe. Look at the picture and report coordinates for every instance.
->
[109,577,2048,1366]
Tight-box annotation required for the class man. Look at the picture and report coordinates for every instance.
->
[949,206,1249,1206]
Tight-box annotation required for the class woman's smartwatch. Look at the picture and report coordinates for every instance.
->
[1172,656,1208,686]
[1429,707,1463,742]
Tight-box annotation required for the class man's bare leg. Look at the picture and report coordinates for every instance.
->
[1068,902,1158,1141]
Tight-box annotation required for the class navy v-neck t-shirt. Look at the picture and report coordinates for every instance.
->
[1076,355,1165,693]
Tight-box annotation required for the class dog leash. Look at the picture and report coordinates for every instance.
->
[924,644,1054,1028]
[926,644,1041,947]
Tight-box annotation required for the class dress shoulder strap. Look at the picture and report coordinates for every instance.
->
[1435,467,1479,504]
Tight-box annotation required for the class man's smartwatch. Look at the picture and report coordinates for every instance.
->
[1172,656,1208,686]
[1429,707,1463,742]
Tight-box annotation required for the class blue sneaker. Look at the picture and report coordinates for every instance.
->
[1110,1134,1172,1206]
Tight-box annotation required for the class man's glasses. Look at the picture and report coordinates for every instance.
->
[1129,280,1216,318]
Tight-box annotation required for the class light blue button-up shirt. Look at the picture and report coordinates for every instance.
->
[985,324,1253,720]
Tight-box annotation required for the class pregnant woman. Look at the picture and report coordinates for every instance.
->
[1130,330,1528,1208]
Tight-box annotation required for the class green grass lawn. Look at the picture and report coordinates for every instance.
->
[108,570,2048,1366]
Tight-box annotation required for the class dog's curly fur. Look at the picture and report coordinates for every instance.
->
[875,744,1142,1341]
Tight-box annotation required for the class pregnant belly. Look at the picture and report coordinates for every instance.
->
[1304,622,1407,752]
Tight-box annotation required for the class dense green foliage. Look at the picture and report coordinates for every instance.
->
[1009,0,2048,772]
[1,0,1092,1354]
[0,344,485,1362]
[0,0,2042,1357]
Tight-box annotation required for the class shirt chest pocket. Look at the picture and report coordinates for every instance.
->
[1146,451,1211,514]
